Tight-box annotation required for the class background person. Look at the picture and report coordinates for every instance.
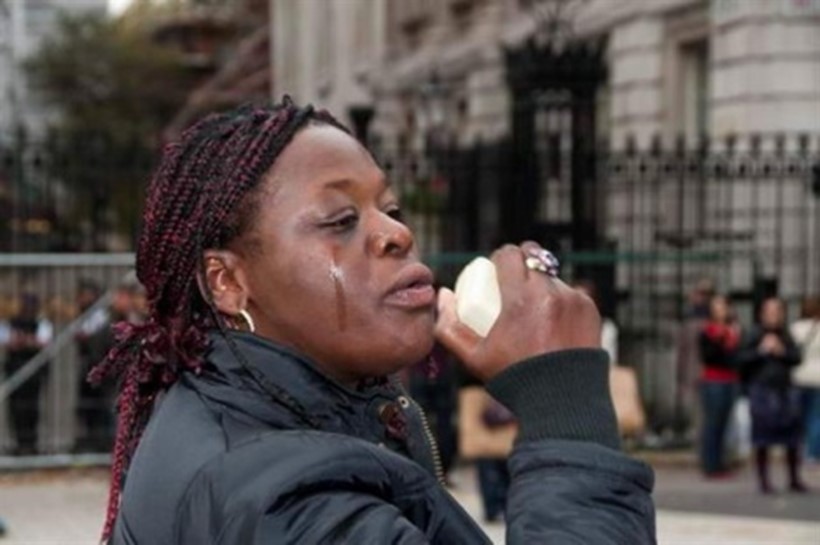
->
[737,297,806,493]
[675,278,717,441]
[3,294,53,455]
[457,369,516,523]
[74,282,134,452]
[128,283,149,324]
[790,296,820,464]
[697,295,741,477]
[407,342,457,483]
[74,280,110,452]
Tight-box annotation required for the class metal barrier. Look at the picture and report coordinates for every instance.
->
[0,253,134,456]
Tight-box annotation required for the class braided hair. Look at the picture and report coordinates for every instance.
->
[89,98,346,540]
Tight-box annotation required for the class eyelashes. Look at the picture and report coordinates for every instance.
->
[324,213,358,232]
[321,206,405,233]
[386,207,404,224]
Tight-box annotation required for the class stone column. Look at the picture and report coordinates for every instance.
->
[711,0,820,139]
[609,15,665,148]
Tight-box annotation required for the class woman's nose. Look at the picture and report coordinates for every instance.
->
[369,214,414,257]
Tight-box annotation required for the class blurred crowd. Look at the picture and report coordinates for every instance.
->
[2,275,819,519]
[684,287,820,494]
[0,280,147,456]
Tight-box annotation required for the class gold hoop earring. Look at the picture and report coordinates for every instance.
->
[237,309,255,333]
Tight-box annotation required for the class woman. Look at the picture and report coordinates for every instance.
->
[4,293,53,455]
[94,99,655,544]
[697,295,741,477]
[790,297,820,463]
[737,297,806,493]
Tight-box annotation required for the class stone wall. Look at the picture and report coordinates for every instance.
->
[271,0,386,128]
[710,0,820,139]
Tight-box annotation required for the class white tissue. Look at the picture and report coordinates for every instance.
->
[454,257,501,337]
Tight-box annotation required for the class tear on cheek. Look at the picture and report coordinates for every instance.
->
[329,258,347,331]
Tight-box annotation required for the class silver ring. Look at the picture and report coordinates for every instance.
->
[524,248,560,278]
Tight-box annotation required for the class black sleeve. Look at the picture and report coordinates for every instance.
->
[487,349,656,544]
[781,333,802,368]
[487,349,619,449]
[734,330,762,377]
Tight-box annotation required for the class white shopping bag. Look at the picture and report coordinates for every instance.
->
[725,397,752,462]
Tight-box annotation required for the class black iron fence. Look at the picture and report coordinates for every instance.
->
[0,129,153,253]
[380,133,820,294]
[3,124,820,446]
[378,132,820,432]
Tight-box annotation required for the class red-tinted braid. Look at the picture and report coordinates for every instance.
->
[89,99,346,541]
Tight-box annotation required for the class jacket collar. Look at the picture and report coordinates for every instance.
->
[184,331,440,478]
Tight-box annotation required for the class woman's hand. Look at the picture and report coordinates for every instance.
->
[759,333,784,356]
[434,242,602,382]
[766,334,785,356]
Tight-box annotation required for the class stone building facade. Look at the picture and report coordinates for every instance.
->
[373,0,820,145]
[271,0,386,136]
[270,0,820,288]
[269,0,820,302]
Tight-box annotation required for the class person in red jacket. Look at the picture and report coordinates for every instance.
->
[698,294,741,477]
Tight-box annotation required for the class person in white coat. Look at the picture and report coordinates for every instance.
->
[790,297,820,462]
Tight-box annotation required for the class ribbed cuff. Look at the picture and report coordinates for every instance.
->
[486,349,621,451]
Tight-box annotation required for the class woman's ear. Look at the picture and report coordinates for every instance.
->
[199,250,249,316]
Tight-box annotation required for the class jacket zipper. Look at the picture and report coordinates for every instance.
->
[408,396,446,485]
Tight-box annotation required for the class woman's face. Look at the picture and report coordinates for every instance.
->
[760,298,785,330]
[232,125,436,383]
[710,296,730,323]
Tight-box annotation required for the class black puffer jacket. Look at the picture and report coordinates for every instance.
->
[736,326,801,390]
[111,331,655,544]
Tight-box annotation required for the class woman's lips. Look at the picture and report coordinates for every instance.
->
[385,284,436,308]
[385,264,436,309]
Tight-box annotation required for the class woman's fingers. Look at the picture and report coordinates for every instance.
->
[491,245,538,314]
[433,288,484,373]
[440,243,602,382]
[491,244,528,285]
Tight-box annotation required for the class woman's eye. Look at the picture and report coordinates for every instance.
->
[325,214,358,231]
[386,207,404,223]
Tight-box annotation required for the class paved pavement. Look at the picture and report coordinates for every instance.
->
[0,460,819,544]
[653,462,820,522]
[0,469,107,545]
[650,461,820,545]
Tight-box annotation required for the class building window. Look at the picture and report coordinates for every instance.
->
[390,0,435,50]
[679,39,709,140]
[450,0,476,33]
[277,0,298,95]
[315,1,334,96]
[353,0,373,63]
